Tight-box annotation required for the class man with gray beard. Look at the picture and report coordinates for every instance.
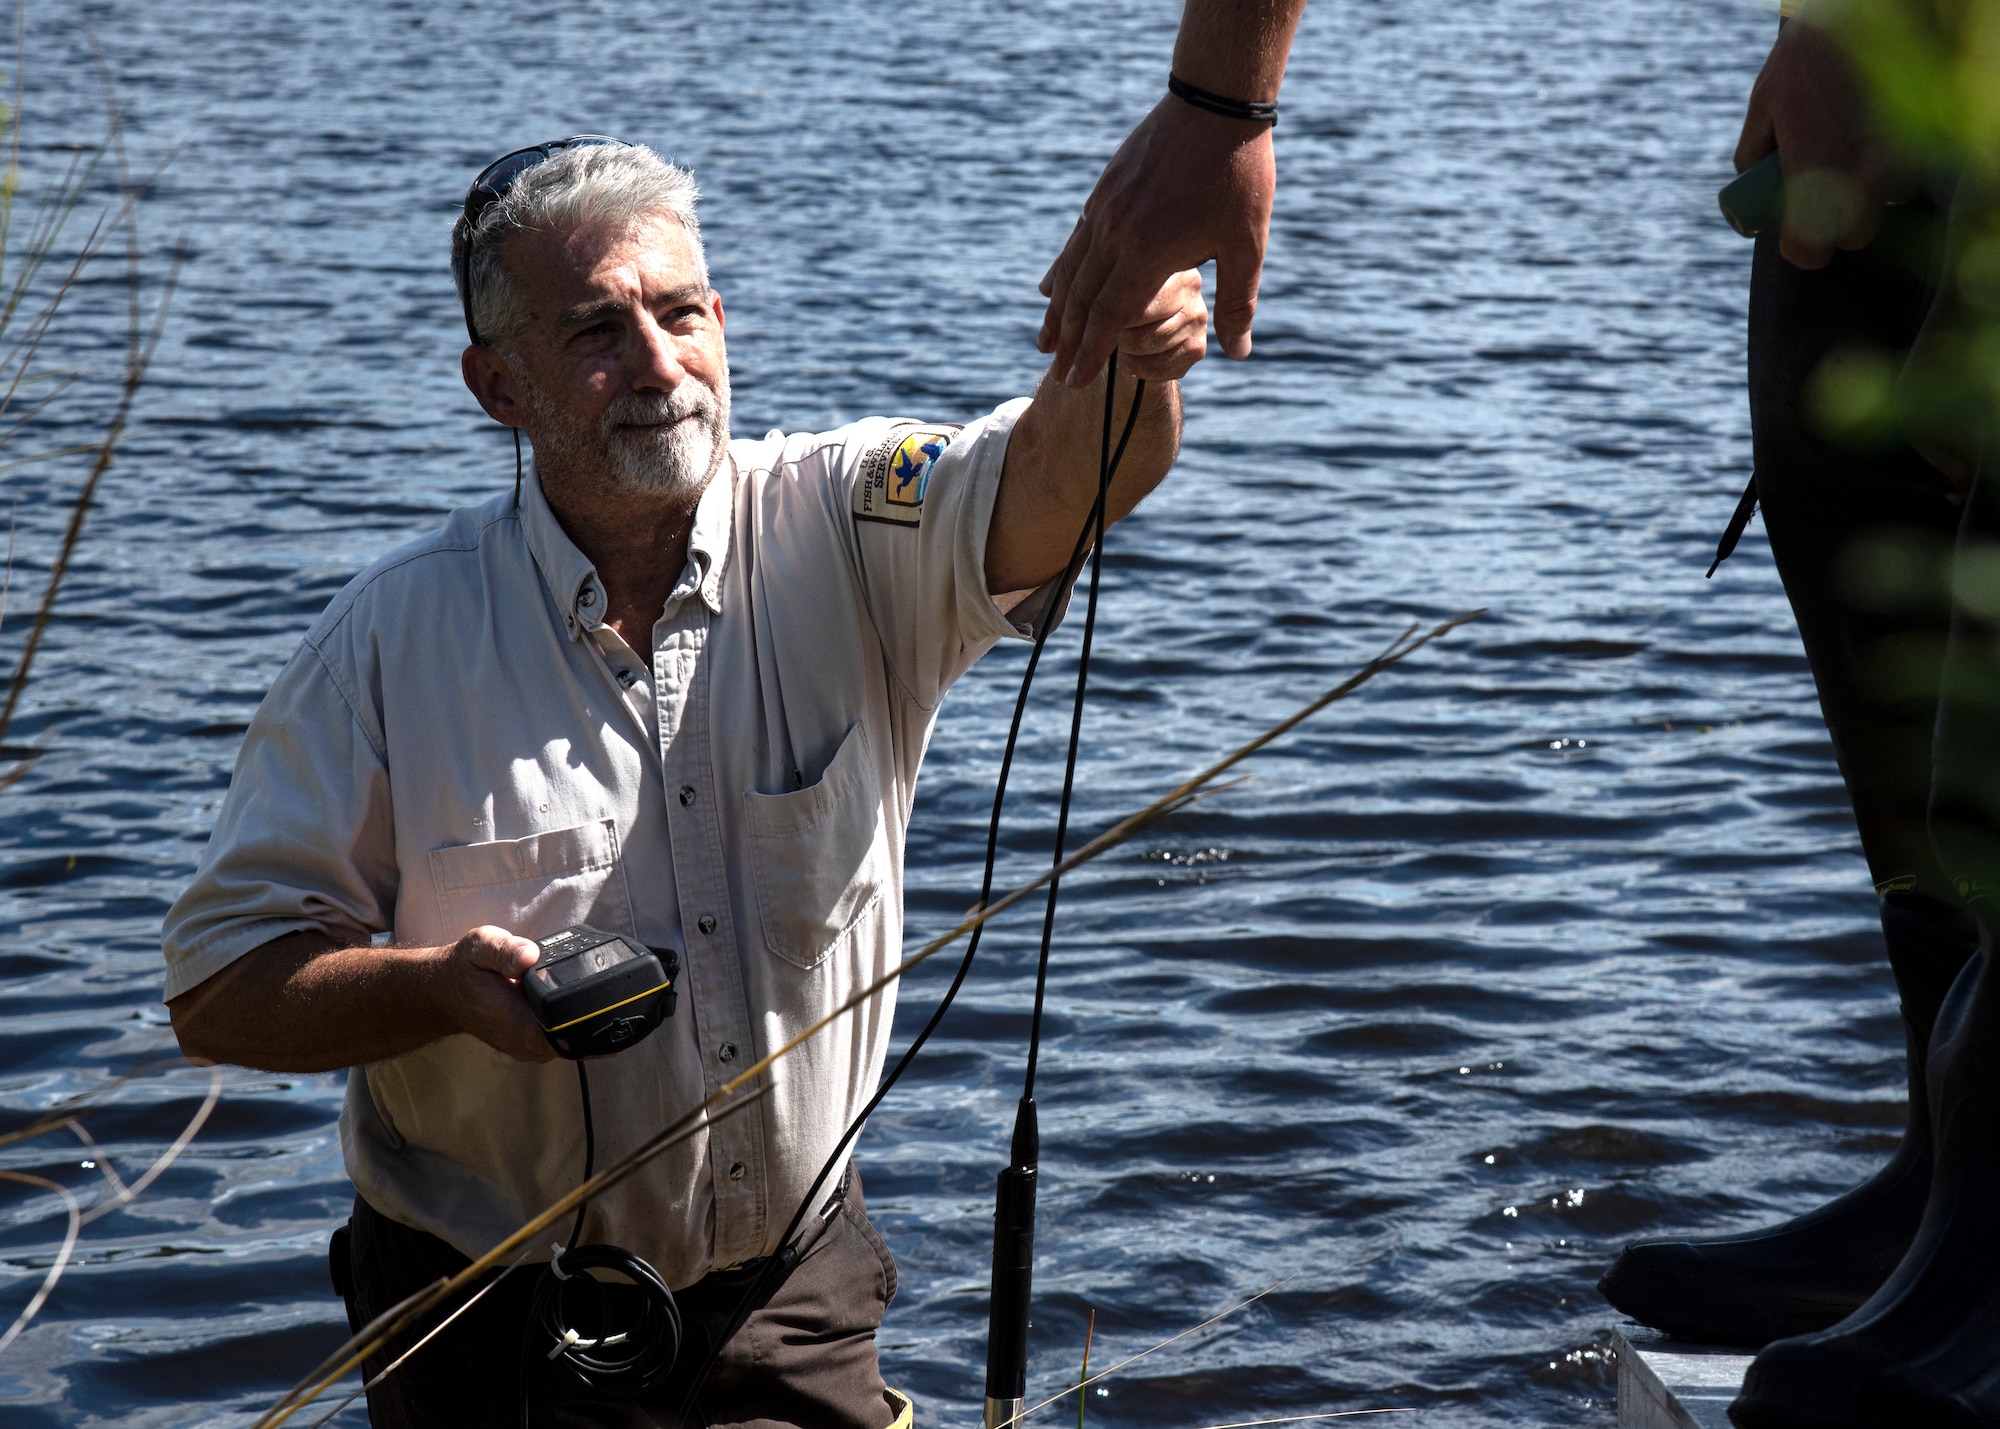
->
[160,139,1208,1428]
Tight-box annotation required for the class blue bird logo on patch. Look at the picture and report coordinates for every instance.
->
[887,430,950,508]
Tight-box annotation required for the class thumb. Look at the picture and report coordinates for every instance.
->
[1212,244,1263,361]
[461,925,539,978]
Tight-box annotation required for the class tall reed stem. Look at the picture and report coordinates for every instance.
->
[1077,1307,1095,1429]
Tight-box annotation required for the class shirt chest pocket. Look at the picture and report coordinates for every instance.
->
[427,817,637,944]
[742,723,890,970]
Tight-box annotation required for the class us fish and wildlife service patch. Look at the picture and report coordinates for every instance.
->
[853,425,957,526]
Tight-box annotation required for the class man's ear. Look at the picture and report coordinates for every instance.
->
[710,289,724,331]
[462,344,523,428]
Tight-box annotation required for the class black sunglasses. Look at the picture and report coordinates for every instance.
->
[453,134,632,344]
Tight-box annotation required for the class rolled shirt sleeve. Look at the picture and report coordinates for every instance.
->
[161,639,396,1000]
[839,397,1047,712]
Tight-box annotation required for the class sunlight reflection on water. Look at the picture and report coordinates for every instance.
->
[0,2,1892,1426]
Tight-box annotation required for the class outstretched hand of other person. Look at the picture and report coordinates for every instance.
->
[1038,95,1273,387]
[1735,9,1917,270]
[1036,0,1307,388]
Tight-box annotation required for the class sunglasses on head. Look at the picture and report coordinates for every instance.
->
[454,134,632,344]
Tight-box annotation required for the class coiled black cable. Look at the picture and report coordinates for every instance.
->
[521,1061,683,1421]
[671,357,1146,1417]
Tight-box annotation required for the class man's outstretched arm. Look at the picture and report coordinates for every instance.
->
[990,270,1206,592]
[1038,0,1308,390]
[168,926,554,1073]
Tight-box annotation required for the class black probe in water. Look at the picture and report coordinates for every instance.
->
[668,359,1147,1423]
[985,357,1144,1429]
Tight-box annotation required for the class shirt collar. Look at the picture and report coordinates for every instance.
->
[520,457,735,642]
[685,454,733,616]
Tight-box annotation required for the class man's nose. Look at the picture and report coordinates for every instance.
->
[630,311,687,390]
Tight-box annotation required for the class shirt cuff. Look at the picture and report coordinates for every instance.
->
[162,917,347,1002]
[961,397,1076,646]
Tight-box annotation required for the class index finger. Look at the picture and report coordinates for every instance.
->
[1052,239,1117,384]
[1038,217,1092,354]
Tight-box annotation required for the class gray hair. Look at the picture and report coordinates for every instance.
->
[452,143,708,350]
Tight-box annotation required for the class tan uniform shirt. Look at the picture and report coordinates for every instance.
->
[162,399,1039,1287]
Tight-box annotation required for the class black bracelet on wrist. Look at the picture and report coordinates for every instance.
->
[1167,73,1279,125]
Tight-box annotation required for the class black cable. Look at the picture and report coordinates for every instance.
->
[771,367,1144,1255]
[567,1060,594,1251]
[521,1061,682,1422]
[985,361,1145,1422]
[667,506,1094,1427]
[671,360,1147,1416]
[526,1242,680,1396]
[1024,358,1142,1100]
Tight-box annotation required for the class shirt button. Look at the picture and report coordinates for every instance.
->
[678,786,697,807]
[728,1162,746,1182]
[718,1042,736,1063]
[617,669,637,688]
[698,914,717,935]
[578,587,597,607]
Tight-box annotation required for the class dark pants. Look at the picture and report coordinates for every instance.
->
[1747,196,1979,1038]
[331,1172,900,1429]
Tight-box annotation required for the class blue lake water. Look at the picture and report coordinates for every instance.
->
[3,2,1891,1425]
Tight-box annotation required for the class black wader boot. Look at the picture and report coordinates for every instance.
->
[1599,892,1970,1347]
[1728,436,2000,1427]
[1600,192,1974,1348]
[1728,939,2000,1427]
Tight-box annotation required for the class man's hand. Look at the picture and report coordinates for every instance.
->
[1118,268,1211,383]
[1036,0,1306,388]
[168,924,555,1072]
[991,271,1201,592]
[1039,97,1271,388]
[1736,13,1915,270]
[441,925,553,1064]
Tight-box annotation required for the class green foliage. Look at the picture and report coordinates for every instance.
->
[1801,0,1999,474]
[1824,0,2000,184]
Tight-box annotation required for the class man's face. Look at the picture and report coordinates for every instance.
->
[497,213,730,504]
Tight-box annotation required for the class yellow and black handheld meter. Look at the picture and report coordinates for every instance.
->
[525,925,678,1059]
